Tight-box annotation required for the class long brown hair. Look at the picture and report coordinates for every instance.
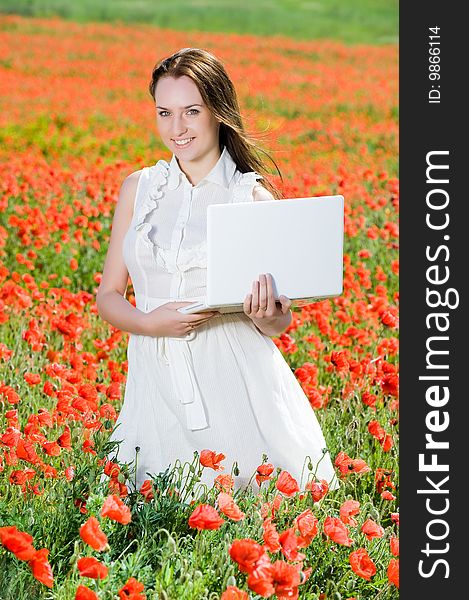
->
[148,48,283,199]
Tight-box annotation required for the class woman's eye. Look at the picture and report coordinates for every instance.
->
[157,109,199,117]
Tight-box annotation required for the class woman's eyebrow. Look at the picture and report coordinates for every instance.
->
[156,103,203,109]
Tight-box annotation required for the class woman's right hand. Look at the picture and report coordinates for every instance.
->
[142,302,219,338]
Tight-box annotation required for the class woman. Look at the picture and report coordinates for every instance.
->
[97,48,337,496]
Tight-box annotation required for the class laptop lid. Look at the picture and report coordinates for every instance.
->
[206,195,344,308]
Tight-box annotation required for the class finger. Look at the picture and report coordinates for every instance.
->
[186,312,216,322]
[259,273,268,310]
[243,293,252,315]
[251,279,260,312]
[279,295,292,314]
[194,316,215,325]
[196,313,215,325]
[265,273,276,314]
[171,301,195,308]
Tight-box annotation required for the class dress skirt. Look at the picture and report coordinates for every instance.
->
[104,294,338,498]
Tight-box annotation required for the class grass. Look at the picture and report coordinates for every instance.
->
[0,0,398,45]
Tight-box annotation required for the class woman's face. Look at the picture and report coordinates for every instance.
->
[154,75,220,162]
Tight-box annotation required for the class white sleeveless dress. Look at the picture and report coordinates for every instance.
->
[106,145,337,495]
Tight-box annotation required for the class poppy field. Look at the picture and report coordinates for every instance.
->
[0,14,398,600]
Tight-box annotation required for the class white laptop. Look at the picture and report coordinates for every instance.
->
[178,195,344,315]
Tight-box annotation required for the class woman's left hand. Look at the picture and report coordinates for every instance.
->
[243,273,292,336]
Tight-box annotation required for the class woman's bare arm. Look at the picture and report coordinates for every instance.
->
[96,170,150,335]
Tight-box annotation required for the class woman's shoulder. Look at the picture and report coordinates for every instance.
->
[119,169,144,199]
[124,159,170,188]
[123,168,144,185]
[231,168,276,202]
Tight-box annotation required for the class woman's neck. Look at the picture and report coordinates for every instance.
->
[176,146,222,186]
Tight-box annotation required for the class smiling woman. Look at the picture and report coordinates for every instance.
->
[96,47,339,497]
[153,76,221,186]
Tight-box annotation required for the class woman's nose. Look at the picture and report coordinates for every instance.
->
[172,115,188,137]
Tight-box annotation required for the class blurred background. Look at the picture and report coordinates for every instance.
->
[0,0,398,44]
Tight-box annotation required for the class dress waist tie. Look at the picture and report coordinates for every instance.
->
[135,293,209,431]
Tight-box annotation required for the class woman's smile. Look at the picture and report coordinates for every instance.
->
[173,136,195,148]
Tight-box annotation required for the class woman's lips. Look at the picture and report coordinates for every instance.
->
[173,137,195,148]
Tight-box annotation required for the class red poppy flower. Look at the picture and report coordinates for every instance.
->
[220,586,249,599]
[381,373,399,397]
[381,310,398,328]
[294,362,318,385]
[381,433,394,452]
[323,517,353,546]
[330,350,350,372]
[358,249,372,258]
[390,536,399,556]
[349,548,377,580]
[77,556,108,579]
[101,494,131,524]
[139,480,154,502]
[293,509,318,547]
[57,426,72,449]
[41,463,58,479]
[229,538,267,574]
[0,426,21,447]
[368,420,385,441]
[278,528,305,561]
[361,518,384,540]
[387,558,399,588]
[104,460,120,479]
[335,452,370,476]
[65,466,75,481]
[263,518,282,552]
[41,441,61,457]
[381,490,396,500]
[275,333,298,354]
[74,496,88,514]
[0,385,20,405]
[256,463,274,486]
[361,392,377,408]
[375,468,395,494]
[368,421,394,452]
[79,516,109,551]
[118,577,146,599]
[339,499,360,526]
[75,585,99,600]
[217,492,245,521]
[307,479,329,502]
[270,560,302,599]
[246,559,276,597]
[276,470,300,497]
[29,548,54,588]
[0,525,36,561]
[188,504,225,530]
[200,449,225,471]
[16,438,40,464]
[214,474,235,493]
[107,478,129,498]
